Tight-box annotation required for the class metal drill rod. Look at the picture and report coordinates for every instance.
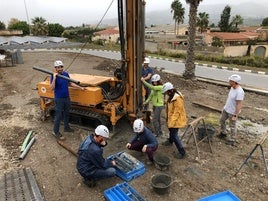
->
[114,155,135,170]
[113,156,133,172]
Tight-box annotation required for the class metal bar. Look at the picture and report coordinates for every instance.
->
[259,145,268,176]
[57,140,78,157]
[19,137,35,160]
[234,144,259,176]
[20,130,33,152]
[33,66,80,85]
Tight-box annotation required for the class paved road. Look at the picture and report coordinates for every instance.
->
[31,48,268,92]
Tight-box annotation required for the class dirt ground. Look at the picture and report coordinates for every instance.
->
[0,51,268,201]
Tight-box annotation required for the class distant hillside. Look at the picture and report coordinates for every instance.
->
[99,2,267,27]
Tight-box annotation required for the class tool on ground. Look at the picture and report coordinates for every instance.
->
[21,130,33,152]
[19,137,35,160]
[234,132,268,176]
[57,140,78,157]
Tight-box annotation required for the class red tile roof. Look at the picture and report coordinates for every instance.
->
[208,32,259,41]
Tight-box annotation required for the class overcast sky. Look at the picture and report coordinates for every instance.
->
[0,0,267,27]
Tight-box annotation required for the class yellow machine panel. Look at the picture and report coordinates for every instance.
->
[37,79,104,106]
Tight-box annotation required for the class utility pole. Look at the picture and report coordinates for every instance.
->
[23,0,31,35]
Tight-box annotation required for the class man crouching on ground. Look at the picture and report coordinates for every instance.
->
[77,125,116,187]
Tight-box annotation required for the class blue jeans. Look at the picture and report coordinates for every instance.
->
[168,128,185,156]
[53,97,71,134]
[90,167,116,181]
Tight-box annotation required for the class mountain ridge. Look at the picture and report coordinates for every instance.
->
[98,2,267,27]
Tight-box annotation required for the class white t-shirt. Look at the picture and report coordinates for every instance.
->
[224,86,244,114]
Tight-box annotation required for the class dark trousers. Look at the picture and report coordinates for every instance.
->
[129,140,158,161]
[168,128,186,156]
[53,97,70,134]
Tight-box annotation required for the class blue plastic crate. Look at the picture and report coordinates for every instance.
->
[104,182,146,201]
[197,190,240,201]
[107,152,145,181]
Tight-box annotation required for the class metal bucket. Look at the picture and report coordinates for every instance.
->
[153,153,171,170]
[151,173,172,194]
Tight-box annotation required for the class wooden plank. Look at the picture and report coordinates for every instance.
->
[192,101,222,113]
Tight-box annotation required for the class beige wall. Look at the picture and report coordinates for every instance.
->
[0,30,23,36]
[92,34,119,43]
[224,46,248,57]
[224,45,268,57]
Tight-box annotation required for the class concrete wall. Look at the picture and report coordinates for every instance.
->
[0,30,23,36]
[224,46,248,57]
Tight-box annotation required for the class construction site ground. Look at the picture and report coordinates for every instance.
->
[0,51,268,201]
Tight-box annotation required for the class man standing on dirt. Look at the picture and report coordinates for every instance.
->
[218,74,245,146]
[50,60,84,140]
[162,82,187,159]
[141,57,153,110]
[76,125,116,188]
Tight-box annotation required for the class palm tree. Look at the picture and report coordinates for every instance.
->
[196,12,209,33]
[183,0,203,79]
[231,15,243,30]
[171,0,185,36]
[31,17,48,36]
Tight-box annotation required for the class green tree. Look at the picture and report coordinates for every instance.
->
[231,15,243,30]
[196,12,209,33]
[211,36,223,47]
[0,21,5,30]
[218,5,231,32]
[261,17,268,26]
[183,0,203,79]
[171,0,185,36]
[31,17,48,36]
[8,21,30,35]
[48,23,65,37]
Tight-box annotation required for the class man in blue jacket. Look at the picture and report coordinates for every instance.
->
[77,125,116,187]
[126,119,158,165]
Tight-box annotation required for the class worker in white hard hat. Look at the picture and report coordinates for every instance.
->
[50,60,85,140]
[126,119,158,165]
[141,57,153,110]
[218,74,245,146]
[162,82,187,159]
[141,74,164,137]
[77,125,116,188]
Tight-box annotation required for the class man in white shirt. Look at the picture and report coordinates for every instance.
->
[218,74,245,146]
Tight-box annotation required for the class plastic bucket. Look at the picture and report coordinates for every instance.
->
[153,153,171,170]
[151,173,172,194]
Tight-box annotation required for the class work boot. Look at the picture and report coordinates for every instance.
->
[52,132,65,141]
[64,127,74,132]
[217,132,227,139]
[83,179,96,188]
[173,152,186,159]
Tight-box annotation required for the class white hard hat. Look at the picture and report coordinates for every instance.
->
[162,82,174,93]
[143,57,150,64]
[151,74,161,82]
[54,60,64,67]
[133,119,144,133]
[229,74,241,83]
[95,125,109,138]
